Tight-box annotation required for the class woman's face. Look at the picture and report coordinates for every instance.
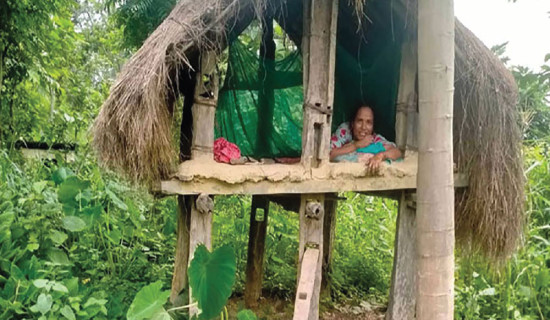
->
[352,106,374,140]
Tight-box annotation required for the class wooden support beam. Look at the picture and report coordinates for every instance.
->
[188,194,214,317]
[160,171,469,196]
[170,196,192,306]
[386,192,417,320]
[191,51,219,161]
[321,196,337,296]
[294,194,325,320]
[301,0,339,169]
[245,195,270,308]
[395,41,418,153]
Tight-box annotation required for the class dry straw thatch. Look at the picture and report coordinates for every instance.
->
[93,0,524,259]
[93,0,260,183]
[453,20,524,259]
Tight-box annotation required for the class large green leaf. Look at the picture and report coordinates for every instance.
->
[57,176,91,206]
[126,281,170,320]
[30,293,53,315]
[47,248,71,266]
[188,245,236,320]
[237,309,258,320]
[62,216,87,232]
[60,305,76,320]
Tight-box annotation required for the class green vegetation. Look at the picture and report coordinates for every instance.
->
[1,1,550,319]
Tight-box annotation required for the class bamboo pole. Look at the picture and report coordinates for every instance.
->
[416,0,455,318]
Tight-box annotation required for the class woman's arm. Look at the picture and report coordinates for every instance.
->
[330,142,357,160]
[330,136,374,160]
[366,146,402,171]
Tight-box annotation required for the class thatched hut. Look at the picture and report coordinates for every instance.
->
[93,0,524,318]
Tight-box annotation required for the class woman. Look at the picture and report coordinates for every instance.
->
[330,105,402,171]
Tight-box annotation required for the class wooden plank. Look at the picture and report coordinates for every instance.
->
[293,248,320,320]
[321,197,338,296]
[386,192,417,320]
[295,194,325,320]
[159,173,469,196]
[245,196,270,308]
[170,196,192,306]
[191,51,218,160]
[188,194,214,317]
[395,41,418,152]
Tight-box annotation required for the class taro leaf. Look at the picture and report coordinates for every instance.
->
[62,216,87,232]
[188,245,236,320]
[30,293,53,315]
[47,248,71,265]
[151,309,172,320]
[237,309,258,320]
[126,281,170,320]
[60,305,76,320]
[57,176,91,207]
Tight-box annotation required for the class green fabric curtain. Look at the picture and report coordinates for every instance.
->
[215,32,403,158]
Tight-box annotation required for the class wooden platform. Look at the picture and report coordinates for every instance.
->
[158,152,468,195]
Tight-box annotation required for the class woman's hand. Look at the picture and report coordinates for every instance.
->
[367,152,385,173]
[353,135,374,149]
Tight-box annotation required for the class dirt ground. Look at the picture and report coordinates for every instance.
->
[226,296,386,319]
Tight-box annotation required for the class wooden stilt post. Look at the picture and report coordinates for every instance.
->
[298,0,338,317]
[416,0,455,318]
[294,194,325,320]
[321,196,337,296]
[245,195,270,308]
[188,50,219,317]
[188,194,214,316]
[170,71,196,306]
[386,40,418,320]
[386,192,417,320]
[170,196,191,306]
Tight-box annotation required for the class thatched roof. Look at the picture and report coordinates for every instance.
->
[93,0,524,259]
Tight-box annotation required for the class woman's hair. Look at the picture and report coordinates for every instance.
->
[349,105,375,125]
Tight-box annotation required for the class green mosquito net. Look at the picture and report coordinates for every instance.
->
[215,28,403,158]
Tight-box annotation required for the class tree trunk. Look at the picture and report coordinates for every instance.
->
[416,0,455,319]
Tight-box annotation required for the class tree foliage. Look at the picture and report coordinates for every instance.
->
[0,0,128,146]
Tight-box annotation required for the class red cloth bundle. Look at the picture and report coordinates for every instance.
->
[213,138,241,163]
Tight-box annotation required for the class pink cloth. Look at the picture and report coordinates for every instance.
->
[214,138,241,163]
